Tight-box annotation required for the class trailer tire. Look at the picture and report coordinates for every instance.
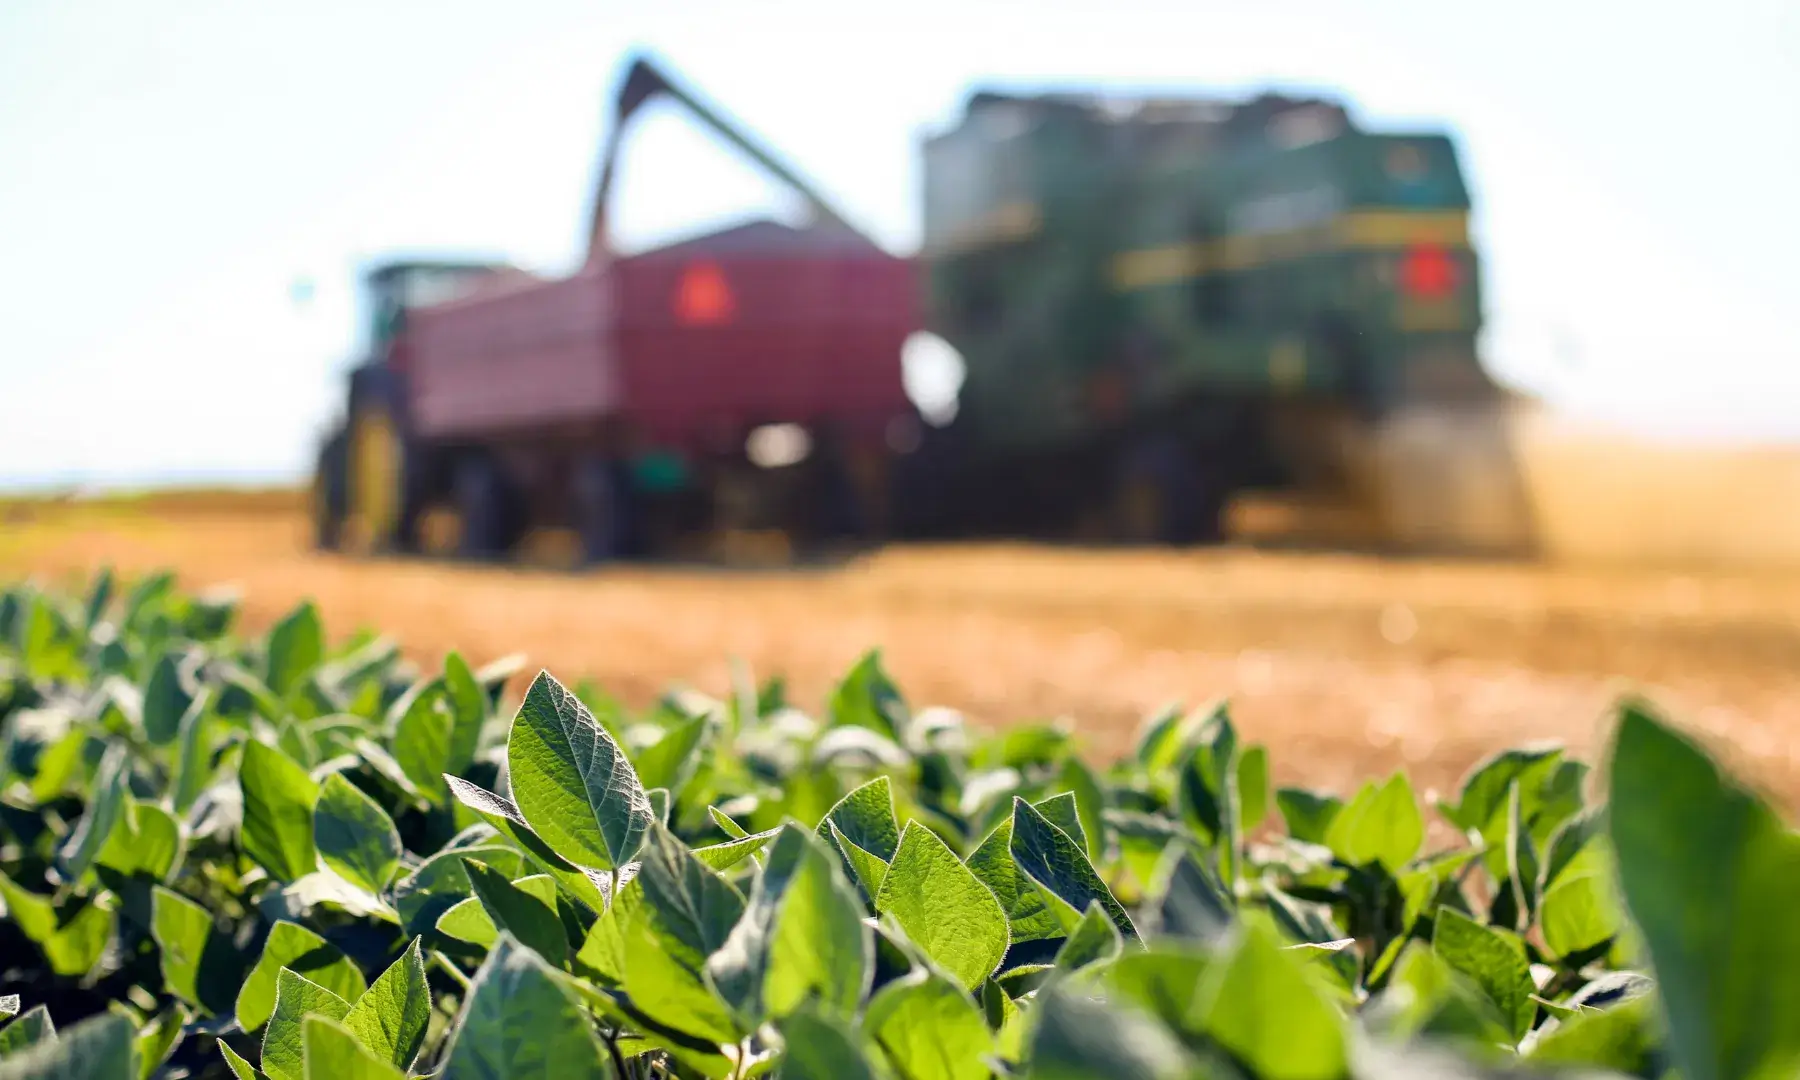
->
[455,455,513,561]
[572,456,634,564]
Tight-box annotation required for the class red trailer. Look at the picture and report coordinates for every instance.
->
[314,55,923,563]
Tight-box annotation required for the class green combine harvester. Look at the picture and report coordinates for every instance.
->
[902,83,1535,554]
[315,55,1537,564]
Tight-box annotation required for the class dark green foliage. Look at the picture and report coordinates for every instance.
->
[0,568,1794,1079]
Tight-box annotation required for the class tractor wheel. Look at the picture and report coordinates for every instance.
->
[455,455,514,561]
[572,456,634,565]
[344,398,408,555]
[312,426,349,552]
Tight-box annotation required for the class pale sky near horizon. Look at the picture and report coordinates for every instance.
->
[2,0,1797,491]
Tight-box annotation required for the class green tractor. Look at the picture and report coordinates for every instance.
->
[907,86,1535,554]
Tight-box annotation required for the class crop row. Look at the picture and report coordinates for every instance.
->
[0,567,1792,1078]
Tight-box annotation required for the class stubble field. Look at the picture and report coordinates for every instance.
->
[6,491,1800,810]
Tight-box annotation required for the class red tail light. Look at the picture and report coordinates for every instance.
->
[1399,244,1457,298]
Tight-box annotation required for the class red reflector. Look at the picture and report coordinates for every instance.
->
[1400,244,1457,298]
[673,261,736,325]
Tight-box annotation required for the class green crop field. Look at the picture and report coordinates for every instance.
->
[0,567,1792,1079]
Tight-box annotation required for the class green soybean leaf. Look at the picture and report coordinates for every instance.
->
[825,820,890,900]
[864,968,991,1080]
[441,776,607,914]
[507,670,653,871]
[97,797,184,881]
[1325,771,1423,873]
[1030,983,1197,1080]
[1525,994,1659,1074]
[391,679,453,807]
[1009,797,1137,940]
[1540,872,1621,961]
[634,711,709,797]
[1177,714,1239,882]
[619,897,741,1044]
[709,806,750,840]
[438,934,610,1079]
[462,860,569,968]
[1033,791,1089,855]
[28,728,87,803]
[818,774,901,861]
[1054,900,1124,973]
[827,649,907,740]
[1276,788,1343,845]
[693,828,780,872]
[1238,745,1271,833]
[82,566,113,629]
[342,938,429,1071]
[1432,907,1536,1043]
[968,818,1061,942]
[241,740,322,884]
[151,886,238,1015]
[1443,744,1563,835]
[0,1010,135,1080]
[218,1040,264,1080]
[0,875,112,977]
[266,601,324,698]
[874,821,1008,991]
[392,844,525,938]
[261,970,351,1080]
[0,1007,53,1056]
[142,651,191,746]
[1608,701,1800,1080]
[314,773,402,895]
[238,921,368,1032]
[437,898,501,949]
[301,1016,403,1080]
[440,652,487,772]
[635,822,745,972]
[170,689,217,814]
[706,822,872,1025]
[54,742,128,885]
[1196,919,1347,1080]
[776,1007,880,1080]
[134,1004,187,1080]
[1057,758,1111,864]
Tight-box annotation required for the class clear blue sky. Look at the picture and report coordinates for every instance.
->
[2,0,1796,491]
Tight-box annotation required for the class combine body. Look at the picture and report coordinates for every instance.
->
[912,88,1532,550]
[315,54,1533,565]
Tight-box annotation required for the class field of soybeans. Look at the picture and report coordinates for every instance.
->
[5,485,1800,811]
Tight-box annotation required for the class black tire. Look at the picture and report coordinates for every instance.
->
[572,456,634,564]
[313,427,349,551]
[455,455,513,561]
[1116,434,1224,547]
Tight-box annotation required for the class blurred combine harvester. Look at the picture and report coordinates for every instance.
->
[312,52,1536,565]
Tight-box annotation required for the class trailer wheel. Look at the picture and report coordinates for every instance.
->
[572,456,633,564]
[455,455,513,561]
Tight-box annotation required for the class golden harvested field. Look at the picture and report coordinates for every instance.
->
[7,492,1800,811]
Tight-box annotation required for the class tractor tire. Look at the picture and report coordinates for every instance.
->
[572,456,634,565]
[454,455,513,561]
[312,426,349,552]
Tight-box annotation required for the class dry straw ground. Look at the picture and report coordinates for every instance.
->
[6,480,1800,810]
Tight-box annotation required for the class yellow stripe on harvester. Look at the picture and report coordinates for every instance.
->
[1108,210,1470,291]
